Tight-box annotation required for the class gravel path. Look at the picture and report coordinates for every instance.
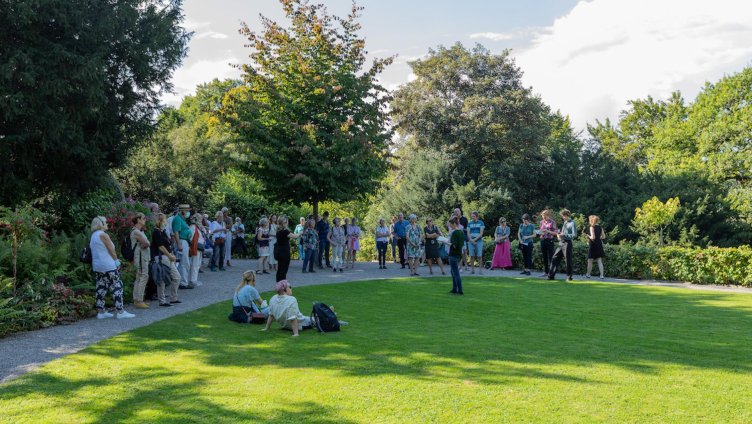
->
[2,259,751,384]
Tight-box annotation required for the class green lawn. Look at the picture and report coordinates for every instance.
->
[2,277,752,423]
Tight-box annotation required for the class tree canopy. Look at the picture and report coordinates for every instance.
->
[0,0,190,206]
[219,0,393,217]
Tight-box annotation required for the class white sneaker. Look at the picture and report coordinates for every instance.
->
[192,281,203,287]
[97,311,114,319]
[117,310,136,319]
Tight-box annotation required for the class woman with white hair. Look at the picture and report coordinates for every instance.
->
[328,217,346,272]
[256,217,271,274]
[294,217,306,261]
[89,216,135,319]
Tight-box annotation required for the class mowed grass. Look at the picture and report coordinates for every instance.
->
[2,277,752,423]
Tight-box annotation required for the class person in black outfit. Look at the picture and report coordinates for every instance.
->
[274,216,302,282]
[585,215,606,279]
[316,211,331,269]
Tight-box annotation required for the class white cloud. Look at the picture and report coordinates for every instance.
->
[182,19,211,31]
[195,31,229,40]
[162,56,242,106]
[470,32,515,41]
[470,28,544,41]
[514,0,752,130]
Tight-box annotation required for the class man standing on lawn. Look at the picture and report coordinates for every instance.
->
[448,217,465,295]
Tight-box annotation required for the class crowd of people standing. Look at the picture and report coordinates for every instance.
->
[89,200,606,319]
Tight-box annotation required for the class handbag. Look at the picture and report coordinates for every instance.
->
[234,294,266,324]
[149,254,173,287]
[215,237,225,246]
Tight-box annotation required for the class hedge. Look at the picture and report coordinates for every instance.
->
[355,235,752,287]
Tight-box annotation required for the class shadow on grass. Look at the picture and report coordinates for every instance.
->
[2,277,752,419]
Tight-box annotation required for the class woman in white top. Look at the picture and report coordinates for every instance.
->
[90,216,135,319]
[188,215,204,287]
[328,217,346,272]
[256,217,271,274]
[261,280,313,337]
[375,218,390,269]
[268,214,278,270]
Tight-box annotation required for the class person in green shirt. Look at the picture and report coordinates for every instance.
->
[172,204,193,288]
[448,217,464,295]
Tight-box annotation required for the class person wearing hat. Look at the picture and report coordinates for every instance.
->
[172,204,194,289]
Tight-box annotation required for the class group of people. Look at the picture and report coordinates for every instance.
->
[500,209,606,281]
[290,212,362,274]
[88,203,249,319]
[89,200,606,320]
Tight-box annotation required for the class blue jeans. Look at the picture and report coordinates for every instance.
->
[449,256,463,294]
[376,241,388,266]
[467,239,483,257]
[298,243,305,261]
[210,241,225,270]
[303,248,317,272]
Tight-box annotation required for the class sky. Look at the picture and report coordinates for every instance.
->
[169,0,752,131]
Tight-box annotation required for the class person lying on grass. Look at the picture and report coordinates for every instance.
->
[228,270,269,324]
[261,279,314,336]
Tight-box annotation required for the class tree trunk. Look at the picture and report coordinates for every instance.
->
[312,199,319,221]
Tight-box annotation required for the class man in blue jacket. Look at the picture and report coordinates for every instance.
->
[391,212,409,268]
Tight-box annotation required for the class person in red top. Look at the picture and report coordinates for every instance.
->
[538,209,558,277]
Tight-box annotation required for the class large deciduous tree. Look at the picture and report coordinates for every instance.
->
[219,0,393,217]
[0,0,190,206]
[389,43,565,220]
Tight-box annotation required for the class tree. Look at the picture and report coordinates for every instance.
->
[114,79,238,208]
[390,43,565,221]
[0,0,190,206]
[632,196,681,246]
[219,0,393,217]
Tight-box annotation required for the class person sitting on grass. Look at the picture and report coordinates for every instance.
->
[228,270,269,324]
[261,280,313,337]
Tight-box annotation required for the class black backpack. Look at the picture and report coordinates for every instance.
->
[121,229,136,262]
[311,302,340,333]
[80,246,92,264]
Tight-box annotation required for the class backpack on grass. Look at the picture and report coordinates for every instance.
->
[310,302,340,333]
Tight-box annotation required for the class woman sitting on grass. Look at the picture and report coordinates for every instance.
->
[261,280,313,336]
[228,270,269,323]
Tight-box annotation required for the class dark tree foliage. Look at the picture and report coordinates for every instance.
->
[0,0,190,206]
[389,43,576,223]
[220,0,393,217]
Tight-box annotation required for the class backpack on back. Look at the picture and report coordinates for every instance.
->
[80,246,92,264]
[121,229,136,262]
[310,302,340,333]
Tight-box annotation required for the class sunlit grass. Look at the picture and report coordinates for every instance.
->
[2,277,752,423]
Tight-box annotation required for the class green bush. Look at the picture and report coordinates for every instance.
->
[484,238,752,286]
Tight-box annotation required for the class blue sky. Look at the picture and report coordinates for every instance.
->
[169,0,752,130]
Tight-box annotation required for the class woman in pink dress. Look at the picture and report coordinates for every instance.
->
[491,217,512,269]
[347,217,361,269]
